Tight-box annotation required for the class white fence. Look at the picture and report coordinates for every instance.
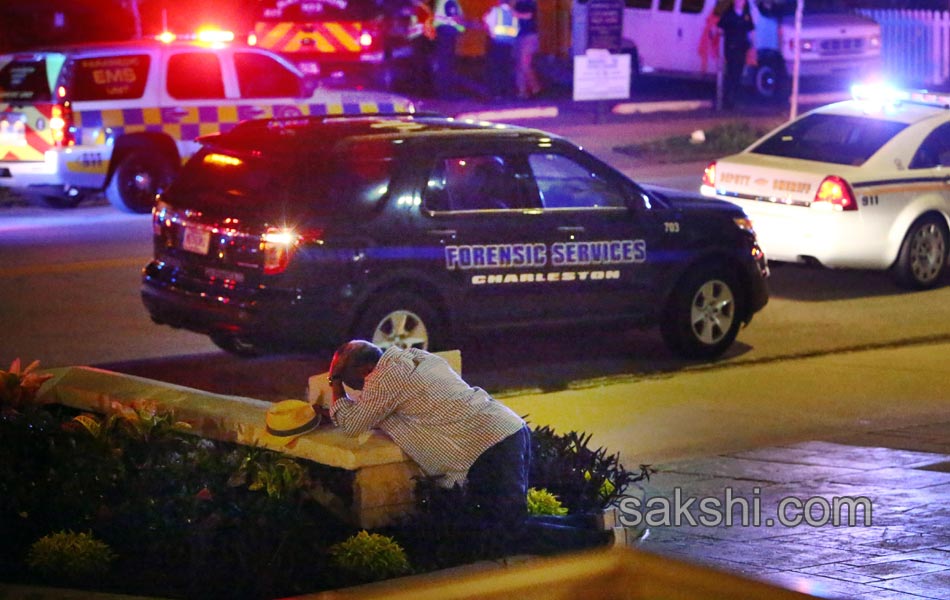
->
[858,9,950,86]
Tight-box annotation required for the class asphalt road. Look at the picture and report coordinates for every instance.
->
[2,114,948,402]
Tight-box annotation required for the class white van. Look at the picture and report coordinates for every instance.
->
[621,0,882,99]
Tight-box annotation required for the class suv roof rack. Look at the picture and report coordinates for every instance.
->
[195,112,448,144]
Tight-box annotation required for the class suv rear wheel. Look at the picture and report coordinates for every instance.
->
[106,149,175,214]
[893,214,948,290]
[661,264,743,359]
[354,293,442,351]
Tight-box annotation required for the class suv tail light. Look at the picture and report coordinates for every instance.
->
[812,176,857,211]
[702,161,716,188]
[261,227,323,275]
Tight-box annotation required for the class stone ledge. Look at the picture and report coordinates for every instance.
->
[37,365,409,470]
[35,364,417,527]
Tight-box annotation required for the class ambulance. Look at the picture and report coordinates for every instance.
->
[0,33,413,212]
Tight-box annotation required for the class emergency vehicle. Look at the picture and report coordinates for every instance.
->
[247,0,429,91]
[620,0,881,100]
[701,86,950,289]
[0,34,413,213]
[141,114,769,359]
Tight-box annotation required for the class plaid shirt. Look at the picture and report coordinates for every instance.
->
[331,347,525,487]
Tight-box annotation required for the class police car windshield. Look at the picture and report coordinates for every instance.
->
[751,113,907,166]
[169,147,392,217]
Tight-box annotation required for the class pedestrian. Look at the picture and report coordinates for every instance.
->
[406,0,437,95]
[432,0,467,98]
[513,0,542,99]
[327,340,609,551]
[482,0,519,99]
[717,0,756,110]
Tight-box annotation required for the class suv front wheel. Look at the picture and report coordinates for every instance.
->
[661,264,743,360]
[106,150,175,213]
[354,292,442,351]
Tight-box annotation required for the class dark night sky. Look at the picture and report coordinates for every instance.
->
[0,0,258,50]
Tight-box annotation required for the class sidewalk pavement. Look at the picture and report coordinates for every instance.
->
[495,337,950,600]
[633,424,950,599]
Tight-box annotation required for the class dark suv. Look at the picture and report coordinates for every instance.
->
[142,114,769,359]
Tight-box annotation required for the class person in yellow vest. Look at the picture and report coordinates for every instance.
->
[482,0,519,99]
[432,0,467,98]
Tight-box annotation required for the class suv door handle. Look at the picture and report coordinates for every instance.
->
[557,226,585,233]
[428,229,457,237]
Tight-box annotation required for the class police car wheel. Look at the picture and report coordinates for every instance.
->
[661,265,742,360]
[210,333,262,358]
[893,215,948,290]
[355,293,442,352]
[106,150,175,214]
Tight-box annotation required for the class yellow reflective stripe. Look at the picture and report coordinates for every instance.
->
[142,107,161,125]
[218,105,239,123]
[326,23,361,51]
[100,109,124,127]
[261,22,294,48]
[176,107,199,124]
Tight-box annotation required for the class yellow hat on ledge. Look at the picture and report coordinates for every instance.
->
[261,399,321,448]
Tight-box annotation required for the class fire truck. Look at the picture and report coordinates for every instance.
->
[247,0,425,91]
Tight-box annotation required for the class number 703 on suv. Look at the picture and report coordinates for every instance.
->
[141,114,769,360]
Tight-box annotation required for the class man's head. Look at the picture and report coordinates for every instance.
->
[329,340,384,390]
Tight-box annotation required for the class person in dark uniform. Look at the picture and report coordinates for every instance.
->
[717,0,756,109]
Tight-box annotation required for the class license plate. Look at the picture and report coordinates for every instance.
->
[182,226,211,255]
[205,267,244,282]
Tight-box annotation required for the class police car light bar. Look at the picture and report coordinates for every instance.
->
[851,84,950,110]
[155,29,235,44]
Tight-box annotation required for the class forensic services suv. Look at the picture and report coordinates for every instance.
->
[0,34,413,213]
[142,114,769,360]
[701,86,950,290]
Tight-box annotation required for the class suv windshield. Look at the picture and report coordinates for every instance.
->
[0,57,58,102]
[750,113,907,166]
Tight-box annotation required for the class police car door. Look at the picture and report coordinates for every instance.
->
[420,148,553,326]
[525,146,665,320]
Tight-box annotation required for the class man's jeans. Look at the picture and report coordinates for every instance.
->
[467,425,607,554]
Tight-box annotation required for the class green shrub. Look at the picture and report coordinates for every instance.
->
[527,487,568,516]
[328,531,411,583]
[530,425,652,512]
[27,530,116,582]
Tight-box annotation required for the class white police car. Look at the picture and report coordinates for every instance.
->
[701,86,950,289]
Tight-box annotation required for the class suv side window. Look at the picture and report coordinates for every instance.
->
[70,55,150,101]
[423,155,530,212]
[910,123,950,169]
[167,52,225,99]
[528,153,626,209]
[234,52,302,98]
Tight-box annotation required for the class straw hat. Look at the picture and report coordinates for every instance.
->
[261,400,321,447]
